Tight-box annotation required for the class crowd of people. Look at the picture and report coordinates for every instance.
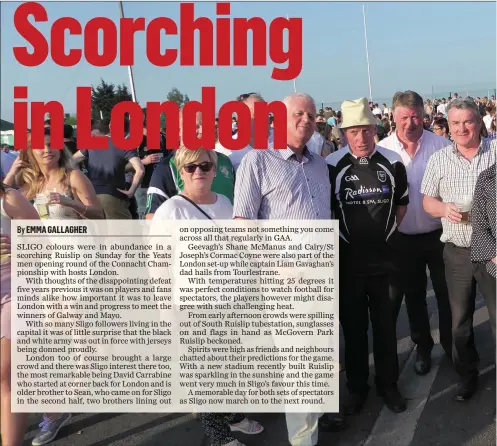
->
[0,89,496,446]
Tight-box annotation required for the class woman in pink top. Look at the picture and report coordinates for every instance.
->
[1,183,40,446]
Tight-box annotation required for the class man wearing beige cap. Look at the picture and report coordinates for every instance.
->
[326,98,409,415]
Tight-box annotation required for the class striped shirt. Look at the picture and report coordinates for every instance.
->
[233,146,331,220]
[421,138,496,247]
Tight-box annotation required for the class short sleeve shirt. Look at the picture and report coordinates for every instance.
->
[80,137,138,199]
[421,138,496,247]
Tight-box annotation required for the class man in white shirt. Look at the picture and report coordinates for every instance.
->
[381,90,453,376]
[372,103,382,116]
[215,93,273,171]
[437,99,448,116]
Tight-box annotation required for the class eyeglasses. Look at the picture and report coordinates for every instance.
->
[433,127,442,131]
[183,162,214,174]
[237,92,257,101]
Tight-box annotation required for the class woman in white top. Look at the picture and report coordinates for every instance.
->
[4,128,104,220]
[1,183,40,446]
[152,147,262,446]
[4,129,103,445]
[153,146,233,220]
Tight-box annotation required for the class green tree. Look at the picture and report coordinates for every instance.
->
[166,88,190,107]
[162,88,190,128]
[91,80,134,121]
[91,79,116,120]
[115,84,133,104]
[65,115,77,126]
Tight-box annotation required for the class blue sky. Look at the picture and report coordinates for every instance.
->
[1,1,495,122]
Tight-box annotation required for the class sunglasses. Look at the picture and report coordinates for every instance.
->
[237,92,257,101]
[183,162,214,174]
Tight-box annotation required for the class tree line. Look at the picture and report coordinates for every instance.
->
[65,79,189,127]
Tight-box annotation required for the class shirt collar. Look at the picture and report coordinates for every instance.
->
[451,138,486,156]
[393,129,426,153]
[346,145,377,159]
[279,145,314,162]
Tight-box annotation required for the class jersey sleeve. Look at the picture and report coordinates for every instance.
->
[394,161,409,206]
[327,164,338,216]
[124,148,139,162]
[145,160,178,215]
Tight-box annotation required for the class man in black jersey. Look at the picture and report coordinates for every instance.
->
[135,108,169,219]
[326,98,409,415]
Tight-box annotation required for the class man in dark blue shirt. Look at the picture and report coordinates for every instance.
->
[73,120,144,219]
[326,98,409,416]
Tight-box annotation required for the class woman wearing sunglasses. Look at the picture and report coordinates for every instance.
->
[152,146,233,220]
[152,147,263,446]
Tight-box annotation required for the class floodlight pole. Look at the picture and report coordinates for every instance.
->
[118,2,138,103]
[362,5,373,102]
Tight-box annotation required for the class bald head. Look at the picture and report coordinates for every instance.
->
[283,93,316,109]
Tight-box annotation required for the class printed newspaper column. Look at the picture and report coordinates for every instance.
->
[12,219,338,414]
[12,220,173,413]
[167,219,339,414]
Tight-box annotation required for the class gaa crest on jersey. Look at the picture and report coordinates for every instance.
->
[377,171,387,182]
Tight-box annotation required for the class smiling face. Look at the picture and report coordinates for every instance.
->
[448,107,481,149]
[179,149,216,195]
[394,106,424,142]
[433,124,447,138]
[286,96,316,149]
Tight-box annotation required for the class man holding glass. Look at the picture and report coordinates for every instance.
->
[421,97,496,401]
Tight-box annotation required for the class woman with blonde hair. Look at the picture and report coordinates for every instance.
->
[3,128,103,445]
[1,183,40,446]
[152,147,263,446]
[4,128,104,221]
[153,146,232,220]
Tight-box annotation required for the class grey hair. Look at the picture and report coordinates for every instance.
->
[241,93,265,103]
[446,97,481,121]
[282,93,316,109]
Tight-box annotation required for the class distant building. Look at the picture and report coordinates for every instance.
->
[0,130,14,146]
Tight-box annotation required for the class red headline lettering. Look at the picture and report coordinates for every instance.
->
[13,2,302,81]
[13,86,288,151]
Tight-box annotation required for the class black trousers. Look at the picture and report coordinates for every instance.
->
[340,272,399,394]
[391,230,452,355]
[443,243,496,380]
